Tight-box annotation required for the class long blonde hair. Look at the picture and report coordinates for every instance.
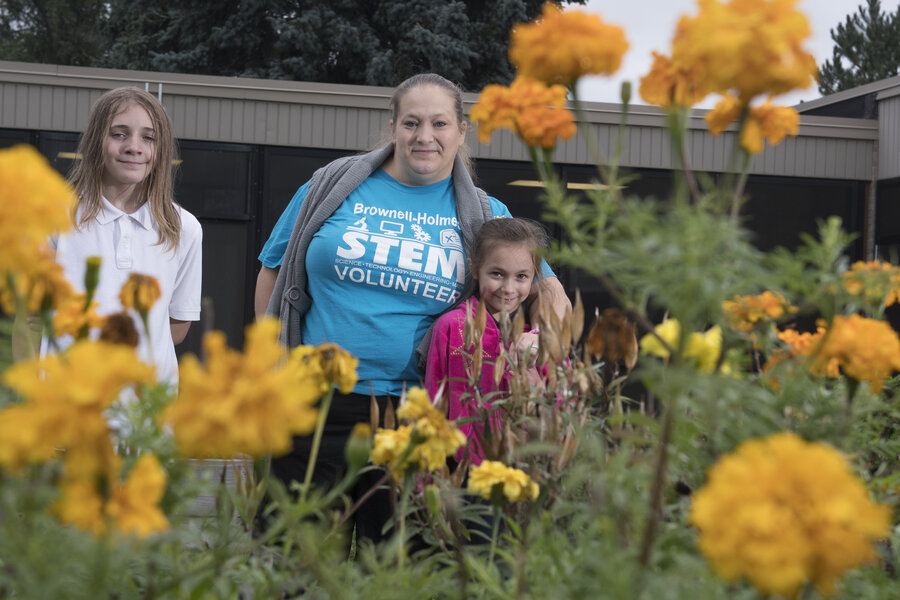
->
[68,87,181,250]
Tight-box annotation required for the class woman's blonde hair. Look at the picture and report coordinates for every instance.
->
[68,87,181,250]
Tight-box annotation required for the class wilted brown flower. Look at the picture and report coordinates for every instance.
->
[585,308,638,370]
[98,312,140,348]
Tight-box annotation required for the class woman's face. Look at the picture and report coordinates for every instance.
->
[389,84,466,186]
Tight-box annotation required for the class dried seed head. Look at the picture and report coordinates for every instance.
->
[586,308,638,371]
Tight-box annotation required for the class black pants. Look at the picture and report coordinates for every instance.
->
[261,392,396,545]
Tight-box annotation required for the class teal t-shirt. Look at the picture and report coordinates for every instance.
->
[259,168,551,395]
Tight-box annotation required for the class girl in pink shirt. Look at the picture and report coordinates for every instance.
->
[425,217,548,467]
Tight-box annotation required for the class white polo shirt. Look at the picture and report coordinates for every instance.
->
[54,198,203,385]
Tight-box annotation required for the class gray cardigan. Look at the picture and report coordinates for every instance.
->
[267,143,493,367]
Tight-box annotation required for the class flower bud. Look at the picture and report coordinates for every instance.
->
[345,423,372,472]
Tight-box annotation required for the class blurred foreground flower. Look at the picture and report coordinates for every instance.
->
[468,460,540,505]
[639,51,709,108]
[809,314,900,393]
[509,2,628,87]
[722,290,797,333]
[691,432,891,597]
[706,95,799,154]
[0,340,154,470]
[55,453,169,539]
[843,260,900,309]
[585,307,638,370]
[370,387,465,479]
[0,145,74,278]
[470,77,575,149]
[119,272,162,317]
[671,0,816,103]
[161,318,340,458]
[0,247,73,315]
[640,318,722,373]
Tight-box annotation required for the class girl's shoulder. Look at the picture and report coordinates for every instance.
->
[176,205,203,239]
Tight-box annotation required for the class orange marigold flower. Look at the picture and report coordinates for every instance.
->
[691,432,892,597]
[671,0,816,103]
[705,94,742,135]
[0,246,74,315]
[722,290,797,332]
[740,101,799,154]
[843,260,900,308]
[119,273,161,316]
[52,293,107,338]
[810,314,900,393]
[0,145,74,278]
[639,51,709,108]
[470,77,575,149]
[509,3,628,86]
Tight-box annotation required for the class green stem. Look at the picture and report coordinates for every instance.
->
[638,393,676,570]
[301,387,335,503]
[488,505,501,566]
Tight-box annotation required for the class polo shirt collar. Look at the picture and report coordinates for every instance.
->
[97,197,153,230]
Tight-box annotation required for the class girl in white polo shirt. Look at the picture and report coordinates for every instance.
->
[54,87,202,388]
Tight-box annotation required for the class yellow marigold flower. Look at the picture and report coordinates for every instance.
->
[3,340,154,412]
[470,77,575,149]
[161,318,324,458]
[304,342,359,393]
[639,318,681,359]
[722,290,797,332]
[52,293,106,338]
[686,325,722,374]
[509,3,628,86]
[0,145,74,278]
[843,260,900,308]
[468,460,540,504]
[106,454,169,538]
[54,454,169,538]
[691,432,892,597]
[671,0,817,103]
[0,247,73,315]
[705,94,742,135]
[810,314,900,393]
[740,101,799,154]
[54,478,107,536]
[119,273,161,316]
[639,51,709,108]
[370,388,466,478]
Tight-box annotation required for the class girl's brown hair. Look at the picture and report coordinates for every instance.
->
[68,87,181,250]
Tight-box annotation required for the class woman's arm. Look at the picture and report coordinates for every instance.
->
[254,265,280,319]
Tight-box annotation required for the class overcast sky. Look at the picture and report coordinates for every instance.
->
[568,0,877,107]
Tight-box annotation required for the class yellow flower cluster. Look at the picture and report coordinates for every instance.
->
[691,432,892,597]
[119,272,162,316]
[0,145,74,279]
[470,77,575,149]
[843,260,900,308]
[706,95,799,154]
[508,3,628,87]
[54,454,169,538]
[0,340,164,537]
[671,0,816,103]
[639,51,709,108]
[809,314,900,393]
[161,318,352,458]
[722,290,797,332]
[0,247,73,315]
[52,293,106,338]
[639,318,722,373]
[370,387,465,478]
[468,460,540,505]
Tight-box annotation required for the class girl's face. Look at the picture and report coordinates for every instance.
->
[101,103,156,194]
[389,84,466,186]
[472,242,536,318]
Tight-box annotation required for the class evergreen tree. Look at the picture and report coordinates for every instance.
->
[818,0,900,95]
[0,0,106,66]
[1,0,583,92]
